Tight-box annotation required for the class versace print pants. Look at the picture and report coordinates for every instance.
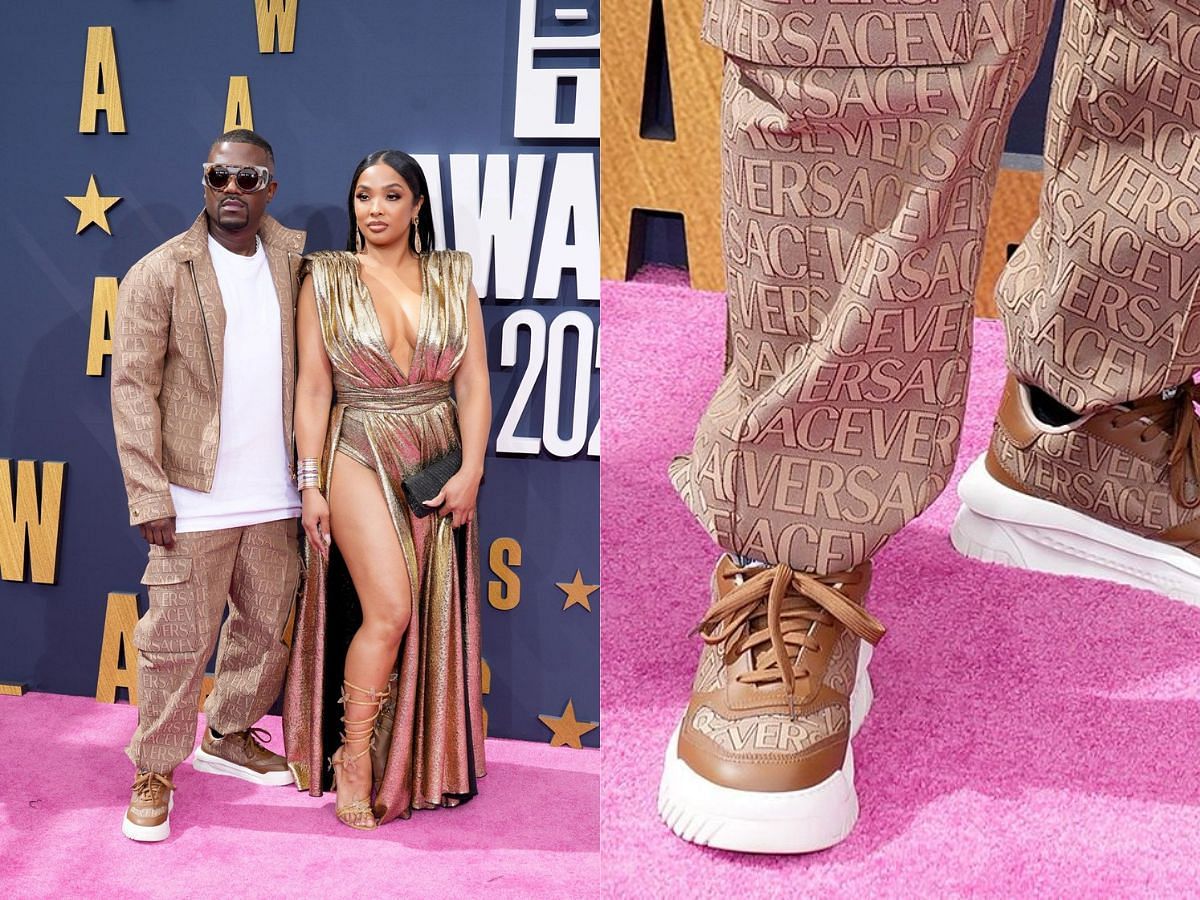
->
[1002,0,1200,411]
[673,0,1200,574]
[126,519,300,774]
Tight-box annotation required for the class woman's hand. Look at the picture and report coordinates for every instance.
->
[302,488,332,557]
[424,469,481,528]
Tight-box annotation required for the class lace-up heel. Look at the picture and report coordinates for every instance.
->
[330,678,391,830]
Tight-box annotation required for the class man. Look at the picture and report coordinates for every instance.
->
[111,128,305,842]
[660,0,1200,854]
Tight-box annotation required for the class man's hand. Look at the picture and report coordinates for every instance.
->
[139,516,177,548]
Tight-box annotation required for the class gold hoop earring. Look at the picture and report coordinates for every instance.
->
[356,229,365,253]
[412,219,423,255]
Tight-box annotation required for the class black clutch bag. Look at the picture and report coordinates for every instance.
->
[401,446,463,517]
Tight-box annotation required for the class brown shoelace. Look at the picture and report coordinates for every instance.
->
[1114,381,1200,508]
[695,564,886,719]
[220,726,275,759]
[132,770,175,803]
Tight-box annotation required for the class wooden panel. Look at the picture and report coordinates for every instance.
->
[976,167,1043,319]
[255,0,299,54]
[481,657,491,739]
[487,537,521,610]
[281,597,296,648]
[0,460,65,584]
[224,76,254,131]
[96,589,217,712]
[197,674,215,711]
[601,0,724,291]
[79,26,125,133]
[86,276,118,376]
[95,591,139,704]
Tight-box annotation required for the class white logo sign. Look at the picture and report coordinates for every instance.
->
[514,0,599,139]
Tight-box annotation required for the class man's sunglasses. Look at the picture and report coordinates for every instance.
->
[201,163,272,193]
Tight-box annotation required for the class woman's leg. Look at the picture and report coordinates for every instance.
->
[327,451,413,825]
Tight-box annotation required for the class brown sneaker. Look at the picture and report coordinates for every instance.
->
[192,726,294,786]
[122,769,175,842]
[658,556,885,854]
[954,374,1200,603]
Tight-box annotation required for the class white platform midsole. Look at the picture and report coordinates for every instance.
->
[850,641,872,738]
[121,793,174,842]
[953,454,1200,605]
[658,726,857,854]
[657,642,873,854]
[192,746,295,786]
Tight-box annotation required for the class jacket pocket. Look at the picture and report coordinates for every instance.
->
[141,556,192,586]
[135,556,202,653]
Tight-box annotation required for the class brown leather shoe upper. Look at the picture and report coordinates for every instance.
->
[203,727,289,774]
[989,374,1200,548]
[677,556,884,793]
[127,770,174,828]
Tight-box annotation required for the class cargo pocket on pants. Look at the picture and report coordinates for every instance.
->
[135,556,202,654]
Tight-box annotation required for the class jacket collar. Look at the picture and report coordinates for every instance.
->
[173,210,305,261]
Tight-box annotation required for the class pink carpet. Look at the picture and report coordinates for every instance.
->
[600,268,1200,896]
[0,692,598,897]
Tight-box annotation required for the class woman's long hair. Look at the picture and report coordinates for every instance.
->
[345,149,436,255]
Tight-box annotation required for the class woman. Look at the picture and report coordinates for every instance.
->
[284,149,489,829]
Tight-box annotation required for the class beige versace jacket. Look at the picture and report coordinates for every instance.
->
[111,212,306,526]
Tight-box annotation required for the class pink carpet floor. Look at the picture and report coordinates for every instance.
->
[0,692,599,898]
[600,268,1200,897]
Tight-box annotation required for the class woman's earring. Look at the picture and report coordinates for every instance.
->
[356,229,365,253]
[412,218,423,255]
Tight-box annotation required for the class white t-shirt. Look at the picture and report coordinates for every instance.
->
[169,235,301,533]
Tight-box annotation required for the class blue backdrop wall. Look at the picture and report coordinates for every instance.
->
[0,0,600,747]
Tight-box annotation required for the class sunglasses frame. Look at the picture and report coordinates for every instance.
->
[201,163,272,193]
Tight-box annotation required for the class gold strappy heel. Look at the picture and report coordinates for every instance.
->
[330,678,390,830]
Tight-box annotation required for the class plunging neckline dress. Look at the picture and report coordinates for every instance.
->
[284,249,485,822]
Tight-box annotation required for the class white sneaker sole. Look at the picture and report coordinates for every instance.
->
[952,455,1200,606]
[192,746,295,786]
[122,794,174,843]
[657,642,873,854]
[851,642,873,739]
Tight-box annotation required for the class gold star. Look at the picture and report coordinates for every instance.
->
[557,569,598,612]
[65,175,121,234]
[538,700,598,749]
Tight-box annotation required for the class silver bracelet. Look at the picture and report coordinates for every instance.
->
[296,458,321,491]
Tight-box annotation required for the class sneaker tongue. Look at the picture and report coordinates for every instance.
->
[746,611,772,674]
[1127,393,1162,413]
[746,599,809,685]
[1121,385,1187,444]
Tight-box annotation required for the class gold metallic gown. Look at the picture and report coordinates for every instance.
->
[284,249,485,822]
